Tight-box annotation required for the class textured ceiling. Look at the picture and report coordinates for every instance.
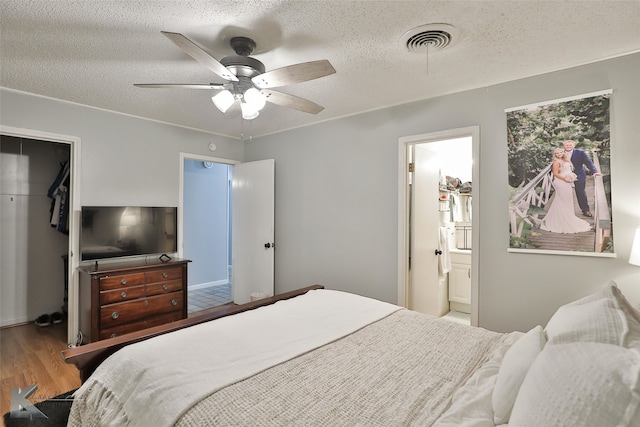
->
[1,1,639,139]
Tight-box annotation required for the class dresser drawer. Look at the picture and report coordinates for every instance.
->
[99,272,145,290]
[100,285,145,305]
[100,292,184,327]
[146,267,182,284]
[146,279,183,297]
[99,311,183,340]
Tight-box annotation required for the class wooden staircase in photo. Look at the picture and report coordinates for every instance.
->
[509,150,611,252]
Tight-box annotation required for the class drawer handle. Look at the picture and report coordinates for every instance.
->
[120,279,127,285]
[162,284,169,291]
[171,299,178,306]
[120,292,127,298]
[110,333,118,338]
[144,300,149,306]
[162,272,168,279]
[111,312,119,319]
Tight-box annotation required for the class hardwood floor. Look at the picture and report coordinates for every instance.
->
[0,322,81,415]
[0,305,237,416]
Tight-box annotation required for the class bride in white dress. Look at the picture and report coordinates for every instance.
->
[541,148,591,234]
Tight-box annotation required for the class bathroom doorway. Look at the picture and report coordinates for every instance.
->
[398,126,479,325]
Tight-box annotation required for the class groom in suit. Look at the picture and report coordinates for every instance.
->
[563,140,601,217]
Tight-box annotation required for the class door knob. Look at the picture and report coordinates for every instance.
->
[435,249,443,255]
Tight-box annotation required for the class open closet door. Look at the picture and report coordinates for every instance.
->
[231,159,275,304]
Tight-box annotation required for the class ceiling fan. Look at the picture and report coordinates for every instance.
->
[135,31,336,120]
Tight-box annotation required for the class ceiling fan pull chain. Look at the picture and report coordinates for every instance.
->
[426,45,430,76]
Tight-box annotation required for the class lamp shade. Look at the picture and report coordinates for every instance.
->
[243,88,266,111]
[212,90,235,113]
[241,101,260,120]
[630,227,640,266]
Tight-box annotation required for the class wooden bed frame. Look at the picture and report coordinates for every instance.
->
[62,285,324,382]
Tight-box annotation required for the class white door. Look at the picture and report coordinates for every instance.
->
[232,159,275,304]
[410,143,444,316]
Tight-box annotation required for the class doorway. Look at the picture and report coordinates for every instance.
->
[0,126,80,345]
[179,155,275,311]
[181,155,236,314]
[398,126,479,326]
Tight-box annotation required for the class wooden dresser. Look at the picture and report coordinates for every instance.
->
[78,258,190,343]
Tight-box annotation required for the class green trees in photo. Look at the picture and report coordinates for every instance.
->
[506,94,610,189]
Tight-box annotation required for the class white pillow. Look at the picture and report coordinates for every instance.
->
[492,325,546,425]
[565,282,617,305]
[610,284,640,349]
[435,331,522,427]
[509,342,640,427]
[545,283,627,346]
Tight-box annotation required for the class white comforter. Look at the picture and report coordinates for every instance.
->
[69,289,402,427]
[174,308,509,426]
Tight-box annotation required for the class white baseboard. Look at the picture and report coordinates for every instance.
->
[1,315,30,328]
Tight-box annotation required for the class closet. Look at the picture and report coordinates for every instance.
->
[0,135,70,327]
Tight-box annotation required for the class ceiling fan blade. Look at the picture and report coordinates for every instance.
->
[261,89,324,114]
[161,31,238,82]
[252,60,336,89]
[134,83,226,90]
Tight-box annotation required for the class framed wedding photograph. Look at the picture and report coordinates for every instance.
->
[506,90,615,257]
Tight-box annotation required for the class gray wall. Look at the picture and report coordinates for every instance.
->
[1,53,638,333]
[0,89,243,207]
[246,53,640,333]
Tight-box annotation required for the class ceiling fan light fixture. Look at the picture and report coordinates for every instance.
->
[243,87,266,111]
[241,101,260,120]
[212,90,235,113]
[139,32,334,119]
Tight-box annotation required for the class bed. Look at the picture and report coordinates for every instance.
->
[62,282,640,426]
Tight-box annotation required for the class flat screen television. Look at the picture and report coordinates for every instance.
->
[80,206,177,261]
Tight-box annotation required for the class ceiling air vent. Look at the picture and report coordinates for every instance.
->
[400,24,459,53]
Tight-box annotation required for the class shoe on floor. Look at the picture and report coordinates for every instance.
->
[35,314,51,327]
[51,312,63,324]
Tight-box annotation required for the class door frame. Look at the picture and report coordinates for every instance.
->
[0,125,81,345]
[397,125,480,326]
